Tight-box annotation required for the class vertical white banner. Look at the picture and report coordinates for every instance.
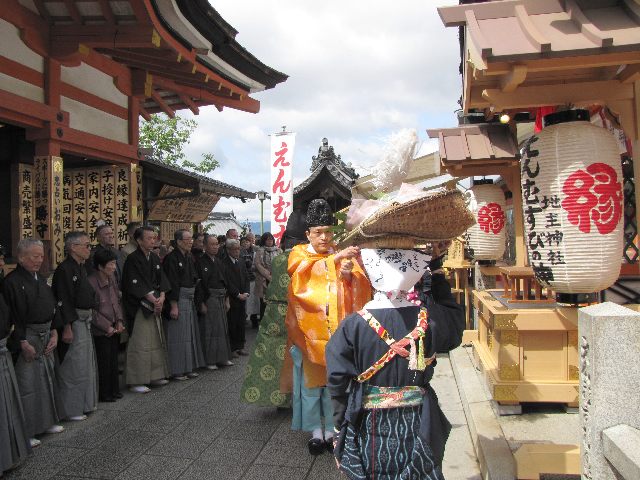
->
[269,132,296,245]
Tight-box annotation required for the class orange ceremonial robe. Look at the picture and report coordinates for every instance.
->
[282,243,371,390]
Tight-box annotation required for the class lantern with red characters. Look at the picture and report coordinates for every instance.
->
[466,183,506,261]
[520,109,623,305]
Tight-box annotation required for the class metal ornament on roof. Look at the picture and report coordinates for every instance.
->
[465,183,506,261]
[520,110,623,304]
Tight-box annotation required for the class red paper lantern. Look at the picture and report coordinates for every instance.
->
[520,110,623,304]
[466,183,506,261]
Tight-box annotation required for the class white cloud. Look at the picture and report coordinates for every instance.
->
[176,0,461,223]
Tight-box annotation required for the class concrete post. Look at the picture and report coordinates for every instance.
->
[578,302,640,479]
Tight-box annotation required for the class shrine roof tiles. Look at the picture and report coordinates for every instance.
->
[426,123,520,164]
[141,156,255,200]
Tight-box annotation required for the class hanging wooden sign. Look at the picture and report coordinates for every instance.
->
[33,156,51,241]
[17,164,34,239]
[62,172,73,236]
[115,166,130,248]
[130,164,143,222]
[51,158,64,266]
[86,168,101,241]
[72,170,87,233]
[147,185,220,223]
[100,166,116,228]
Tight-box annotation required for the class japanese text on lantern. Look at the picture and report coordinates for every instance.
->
[51,159,64,266]
[270,134,295,245]
[477,203,505,234]
[521,137,563,285]
[18,165,34,238]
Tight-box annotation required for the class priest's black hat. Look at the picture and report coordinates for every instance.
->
[305,199,334,228]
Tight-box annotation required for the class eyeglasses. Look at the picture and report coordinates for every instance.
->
[74,243,91,248]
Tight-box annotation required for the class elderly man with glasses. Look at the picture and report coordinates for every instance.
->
[162,229,205,380]
[52,231,99,422]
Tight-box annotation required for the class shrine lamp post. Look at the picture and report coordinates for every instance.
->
[256,190,269,235]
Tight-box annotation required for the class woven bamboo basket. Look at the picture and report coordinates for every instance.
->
[339,189,475,249]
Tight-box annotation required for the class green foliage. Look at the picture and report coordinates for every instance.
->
[139,114,219,174]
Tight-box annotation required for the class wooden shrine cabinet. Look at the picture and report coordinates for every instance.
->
[472,290,579,406]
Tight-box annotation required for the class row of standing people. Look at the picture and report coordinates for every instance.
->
[0,224,270,476]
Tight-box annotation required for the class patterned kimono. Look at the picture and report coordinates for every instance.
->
[325,272,465,480]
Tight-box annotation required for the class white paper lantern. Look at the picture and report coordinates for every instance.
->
[466,184,506,261]
[520,110,623,302]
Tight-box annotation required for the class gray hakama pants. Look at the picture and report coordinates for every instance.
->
[0,337,30,472]
[56,309,98,418]
[164,287,204,376]
[126,309,169,386]
[14,323,60,438]
[199,288,232,365]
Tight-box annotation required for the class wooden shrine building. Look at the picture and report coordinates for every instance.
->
[293,138,359,214]
[0,0,287,271]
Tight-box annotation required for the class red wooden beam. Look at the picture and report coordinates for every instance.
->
[0,0,50,56]
[97,0,115,24]
[139,104,152,121]
[45,58,61,110]
[127,0,152,25]
[0,87,59,123]
[150,89,175,118]
[63,0,82,24]
[0,54,44,87]
[178,93,199,115]
[33,0,51,24]
[60,82,129,119]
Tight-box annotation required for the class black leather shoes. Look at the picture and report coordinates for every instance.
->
[325,440,334,453]
[308,438,325,455]
[114,392,123,399]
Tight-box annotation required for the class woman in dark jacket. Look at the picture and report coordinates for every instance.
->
[88,249,125,402]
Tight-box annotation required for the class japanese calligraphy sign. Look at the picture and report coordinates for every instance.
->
[100,166,116,229]
[62,172,73,236]
[86,168,101,241]
[520,119,623,294]
[33,156,51,241]
[17,164,34,239]
[160,222,192,244]
[466,184,506,261]
[130,164,143,222]
[72,170,87,233]
[269,133,296,245]
[147,185,220,223]
[115,166,130,248]
[51,158,64,266]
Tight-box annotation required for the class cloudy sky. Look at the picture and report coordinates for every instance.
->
[181,0,462,223]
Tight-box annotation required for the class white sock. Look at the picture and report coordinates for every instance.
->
[324,430,334,441]
[312,428,323,440]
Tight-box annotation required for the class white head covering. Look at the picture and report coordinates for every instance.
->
[360,248,431,308]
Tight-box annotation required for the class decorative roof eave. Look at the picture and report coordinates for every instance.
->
[426,124,520,177]
[141,157,255,200]
[152,0,269,93]
[293,164,354,198]
[175,0,289,90]
[437,0,640,138]
[11,0,265,116]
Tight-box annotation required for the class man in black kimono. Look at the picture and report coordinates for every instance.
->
[4,238,64,446]
[191,232,205,259]
[52,231,98,421]
[222,239,249,356]
[0,244,30,471]
[162,229,204,380]
[121,226,170,393]
[195,234,233,369]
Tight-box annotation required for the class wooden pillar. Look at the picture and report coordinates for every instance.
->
[32,153,64,273]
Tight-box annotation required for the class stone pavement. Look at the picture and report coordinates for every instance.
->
[5,332,480,480]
